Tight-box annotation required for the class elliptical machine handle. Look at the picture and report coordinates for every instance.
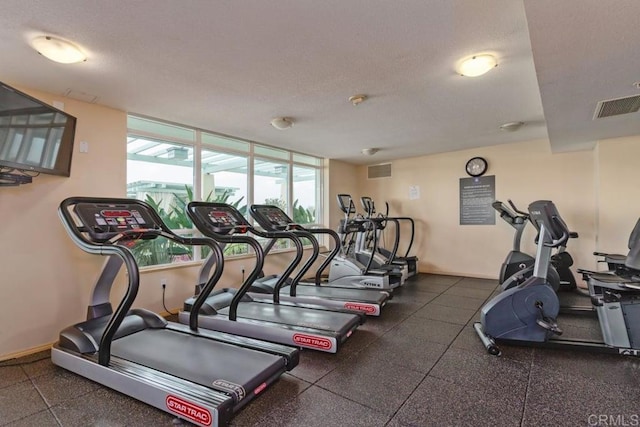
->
[508,199,529,217]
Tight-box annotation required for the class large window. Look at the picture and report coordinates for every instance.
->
[126,115,323,267]
[254,158,289,210]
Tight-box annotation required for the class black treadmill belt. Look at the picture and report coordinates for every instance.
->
[289,285,386,303]
[217,302,357,334]
[112,329,283,393]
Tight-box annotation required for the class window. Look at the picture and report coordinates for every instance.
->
[253,158,289,211]
[127,134,195,266]
[126,115,323,267]
[201,149,250,256]
[292,165,319,225]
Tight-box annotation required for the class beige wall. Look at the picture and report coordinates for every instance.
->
[357,139,599,278]
[326,159,360,232]
[1,86,127,358]
[595,136,640,254]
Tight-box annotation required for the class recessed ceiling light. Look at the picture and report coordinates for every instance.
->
[31,36,87,64]
[457,54,497,77]
[270,117,294,130]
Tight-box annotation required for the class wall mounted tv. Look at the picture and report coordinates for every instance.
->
[0,81,77,177]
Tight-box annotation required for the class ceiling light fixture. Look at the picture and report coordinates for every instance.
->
[349,94,367,106]
[361,148,379,156]
[270,117,294,130]
[457,54,497,77]
[31,36,87,64]
[499,121,525,132]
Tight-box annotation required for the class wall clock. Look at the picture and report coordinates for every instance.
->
[465,157,488,177]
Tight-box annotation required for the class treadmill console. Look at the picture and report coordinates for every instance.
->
[73,202,161,242]
[250,205,294,231]
[188,203,250,235]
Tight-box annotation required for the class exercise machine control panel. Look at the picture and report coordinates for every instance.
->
[528,200,568,245]
[361,196,375,216]
[250,205,295,231]
[188,203,250,235]
[73,201,161,242]
[336,194,356,214]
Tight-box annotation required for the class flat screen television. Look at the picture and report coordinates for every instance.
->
[0,81,77,177]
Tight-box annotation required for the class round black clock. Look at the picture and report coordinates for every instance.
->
[465,157,488,177]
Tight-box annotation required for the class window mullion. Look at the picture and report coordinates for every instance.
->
[248,143,255,225]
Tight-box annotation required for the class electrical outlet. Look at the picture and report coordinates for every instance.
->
[161,278,167,289]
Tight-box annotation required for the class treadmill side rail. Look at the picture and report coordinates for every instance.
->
[52,346,229,427]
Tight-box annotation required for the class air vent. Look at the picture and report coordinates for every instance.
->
[64,89,98,104]
[594,95,640,119]
[367,163,392,179]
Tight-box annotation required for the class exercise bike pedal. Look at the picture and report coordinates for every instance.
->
[535,301,563,335]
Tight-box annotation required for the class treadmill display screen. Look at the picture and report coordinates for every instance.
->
[260,207,291,228]
[73,202,159,242]
[201,205,250,234]
[100,210,133,218]
[208,210,238,227]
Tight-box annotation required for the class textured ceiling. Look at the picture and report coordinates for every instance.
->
[0,1,638,164]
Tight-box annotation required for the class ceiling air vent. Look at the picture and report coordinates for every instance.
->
[594,95,640,119]
[367,163,392,179]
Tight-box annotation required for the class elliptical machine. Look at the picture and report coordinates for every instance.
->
[493,199,579,293]
[475,200,640,357]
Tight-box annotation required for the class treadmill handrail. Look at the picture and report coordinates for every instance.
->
[186,201,305,309]
[310,228,341,285]
[58,196,227,365]
[360,196,415,260]
[389,216,416,259]
[288,229,319,290]
[248,204,344,288]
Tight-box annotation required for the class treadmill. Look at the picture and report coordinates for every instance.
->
[248,204,392,316]
[54,197,299,427]
[180,202,365,353]
[360,196,419,278]
[339,194,407,284]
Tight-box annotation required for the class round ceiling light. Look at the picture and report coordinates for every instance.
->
[457,54,497,77]
[499,121,525,132]
[31,36,87,64]
[270,117,294,130]
[349,94,367,106]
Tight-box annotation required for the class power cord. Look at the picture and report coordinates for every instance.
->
[0,354,50,367]
[162,284,177,315]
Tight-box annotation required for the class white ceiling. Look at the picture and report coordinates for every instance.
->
[1,0,639,165]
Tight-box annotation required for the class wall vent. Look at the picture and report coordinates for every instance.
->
[367,163,392,179]
[594,95,640,119]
